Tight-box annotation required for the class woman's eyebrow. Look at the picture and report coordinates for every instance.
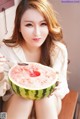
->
[24,20,46,23]
[24,20,33,23]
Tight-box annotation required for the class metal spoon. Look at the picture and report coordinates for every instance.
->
[18,63,29,66]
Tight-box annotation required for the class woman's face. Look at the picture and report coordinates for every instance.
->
[20,8,49,48]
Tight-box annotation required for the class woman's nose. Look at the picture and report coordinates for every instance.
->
[33,26,41,36]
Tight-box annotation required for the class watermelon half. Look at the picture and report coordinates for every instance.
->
[8,62,58,100]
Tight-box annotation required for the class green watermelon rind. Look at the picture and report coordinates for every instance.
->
[8,62,58,100]
[9,79,57,100]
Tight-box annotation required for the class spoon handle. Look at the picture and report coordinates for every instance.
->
[18,63,29,66]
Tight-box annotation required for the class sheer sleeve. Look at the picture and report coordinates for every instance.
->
[0,51,11,97]
[0,71,11,97]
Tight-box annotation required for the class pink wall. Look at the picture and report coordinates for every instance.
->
[0,0,14,12]
[0,0,20,40]
[49,0,80,100]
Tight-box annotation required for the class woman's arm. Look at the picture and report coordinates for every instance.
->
[50,42,70,99]
[0,53,10,96]
[0,53,5,80]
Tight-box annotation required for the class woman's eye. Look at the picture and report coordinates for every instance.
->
[25,24,33,27]
[41,22,47,26]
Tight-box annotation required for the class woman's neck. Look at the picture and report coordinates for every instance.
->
[21,42,41,62]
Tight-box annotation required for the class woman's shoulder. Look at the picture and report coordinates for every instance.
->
[54,41,67,52]
[0,41,6,49]
[0,41,12,54]
[0,41,8,48]
[0,41,11,56]
[0,41,19,50]
[52,41,68,56]
[50,41,68,60]
[50,41,68,66]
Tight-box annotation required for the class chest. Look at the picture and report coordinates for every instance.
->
[24,51,41,63]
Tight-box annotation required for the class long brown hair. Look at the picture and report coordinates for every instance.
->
[3,0,64,66]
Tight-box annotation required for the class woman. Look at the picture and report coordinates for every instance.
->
[0,0,69,119]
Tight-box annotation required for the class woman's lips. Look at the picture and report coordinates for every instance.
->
[33,38,41,41]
